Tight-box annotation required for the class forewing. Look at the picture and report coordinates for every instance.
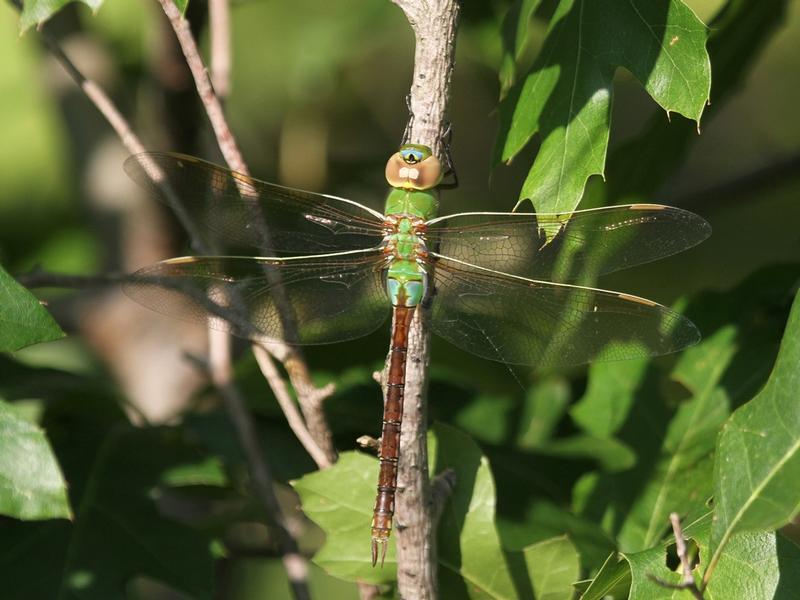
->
[426,205,710,282]
[430,255,699,368]
[125,152,386,254]
[123,250,389,345]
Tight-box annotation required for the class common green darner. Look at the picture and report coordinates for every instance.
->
[123,145,710,566]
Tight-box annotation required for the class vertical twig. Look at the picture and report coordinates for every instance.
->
[154,3,324,596]
[157,0,338,465]
[209,331,311,600]
[17,5,314,598]
[648,513,704,600]
[253,345,333,469]
[208,0,231,100]
[202,4,380,596]
[388,2,460,599]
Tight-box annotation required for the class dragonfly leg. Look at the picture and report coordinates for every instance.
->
[438,121,459,190]
[402,93,415,146]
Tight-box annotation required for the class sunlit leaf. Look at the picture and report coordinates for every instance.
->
[495,0,710,219]
[523,535,580,600]
[0,399,70,520]
[705,290,800,584]
[577,552,630,600]
[573,267,799,555]
[435,423,518,599]
[0,265,64,352]
[570,357,648,438]
[498,500,616,574]
[586,0,790,209]
[613,327,736,550]
[623,515,800,599]
[19,0,104,32]
[539,434,636,472]
[294,425,524,596]
[291,452,397,585]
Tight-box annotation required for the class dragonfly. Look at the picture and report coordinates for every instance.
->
[122,144,710,566]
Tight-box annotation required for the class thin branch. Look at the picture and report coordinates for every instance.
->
[19,11,313,598]
[209,332,311,600]
[253,345,333,469]
[388,2,460,599]
[156,0,245,173]
[648,513,704,600]
[671,513,698,588]
[357,435,381,451]
[156,0,338,465]
[208,0,232,99]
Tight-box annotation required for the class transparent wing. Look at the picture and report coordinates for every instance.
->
[123,249,390,345]
[425,205,710,282]
[429,255,699,368]
[124,152,386,254]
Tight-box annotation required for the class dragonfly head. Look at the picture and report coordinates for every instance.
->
[386,144,443,191]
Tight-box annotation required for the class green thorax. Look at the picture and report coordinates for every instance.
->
[382,144,442,308]
[383,187,439,220]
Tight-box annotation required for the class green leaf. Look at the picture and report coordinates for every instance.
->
[585,0,790,210]
[435,423,518,599]
[705,290,800,583]
[570,358,649,438]
[577,552,631,600]
[495,0,710,218]
[613,326,736,551]
[294,424,521,596]
[0,425,217,599]
[160,455,227,488]
[498,500,616,573]
[291,451,396,585]
[523,535,580,600]
[499,0,543,98]
[454,393,516,445]
[573,267,799,554]
[63,428,216,599]
[0,399,71,520]
[538,434,636,472]
[0,265,64,351]
[516,376,570,449]
[622,515,800,599]
[18,0,104,32]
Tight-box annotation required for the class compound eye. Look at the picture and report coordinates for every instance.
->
[413,157,443,190]
[401,149,424,164]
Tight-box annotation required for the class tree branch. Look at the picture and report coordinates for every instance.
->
[389,1,459,598]
[253,345,333,469]
[208,0,232,100]
[209,331,310,600]
[648,513,704,600]
[156,0,338,465]
[18,8,313,598]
